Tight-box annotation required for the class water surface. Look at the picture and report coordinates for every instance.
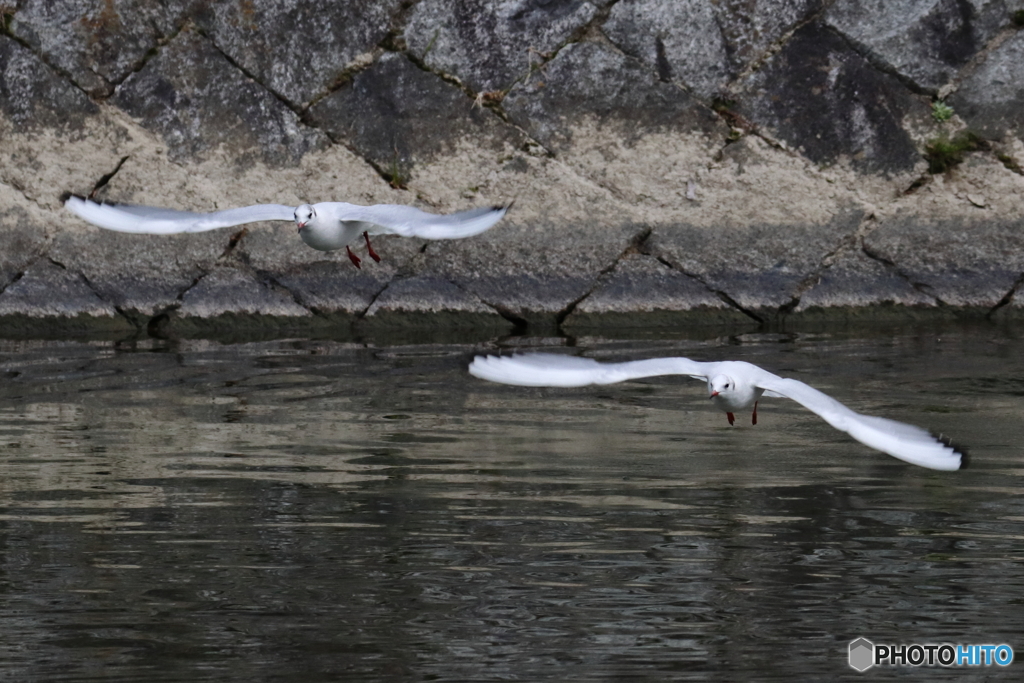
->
[1,325,1022,680]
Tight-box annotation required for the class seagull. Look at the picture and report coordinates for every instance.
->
[468,353,966,471]
[64,196,510,268]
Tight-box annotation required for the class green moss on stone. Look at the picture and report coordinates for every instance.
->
[997,153,1023,175]
[711,98,737,113]
[924,131,983,174]
[386,152,408,190]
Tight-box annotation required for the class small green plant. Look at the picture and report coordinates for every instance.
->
[386,151,408,190]
[711,98,750,141]
[711,97,737,114]
[997,153,1023,174]
[924,131,982,174]
[931,100,954,122]
[423,29,440,58]
[1012,9,1024,27]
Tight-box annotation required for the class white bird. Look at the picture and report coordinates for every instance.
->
[468,353,966,471]
[65,196,510,268]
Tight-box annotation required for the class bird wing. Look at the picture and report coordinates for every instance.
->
[469,353,713,387]
[757,376,964,471]
[330,203,509,240]
[65,197,295,234]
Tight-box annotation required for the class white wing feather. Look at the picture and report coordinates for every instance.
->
[757,377,964,471]
[468,353,711,387]
[332,203,509,239]
[65,196,295,234]
[469,353,966,471]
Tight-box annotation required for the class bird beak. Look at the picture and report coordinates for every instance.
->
[296,222,306,230]
[709,391,719,398]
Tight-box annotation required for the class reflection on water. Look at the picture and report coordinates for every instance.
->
[1,325,1023,680]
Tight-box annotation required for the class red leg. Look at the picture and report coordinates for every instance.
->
[727,412,735,426]
[752,401,758,426]
[346,246,362,269]
[363,231,381,262]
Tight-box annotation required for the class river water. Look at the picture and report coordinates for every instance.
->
[1,323,1022,680]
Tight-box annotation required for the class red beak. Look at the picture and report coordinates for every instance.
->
[709,391,719,398]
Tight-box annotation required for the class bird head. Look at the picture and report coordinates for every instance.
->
[294,204,316,231]
[708,375,734,399]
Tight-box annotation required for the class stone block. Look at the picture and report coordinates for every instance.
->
[309,52,525,183]
[864,214,1024,308]
[178,266,312,319]
[404,0,605,93]
[604,0,821,98]
[504,41,725,154]
[48,227,225,318]
[0,194,49,288]
[825,0,1011,93]
[950,30,1024,143]
[563,254,753,328]
[365,274,501,316]
[648,208,864,316]
[0,35,97,131]
[269,260,394,318]
[734,22,926,174]
[0,260,131,331]
[359,274,512,335]
[113,29,327,167]
[792,246,943,317]
[10,0,186,97]
[195,0,403,107]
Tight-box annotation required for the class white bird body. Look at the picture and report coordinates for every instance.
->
[65,197,509,268]
[468,353,966,471]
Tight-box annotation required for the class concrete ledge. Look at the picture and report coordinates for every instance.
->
[0,313,136,339]
[2,2,1024,335]
[0,304,1010,345]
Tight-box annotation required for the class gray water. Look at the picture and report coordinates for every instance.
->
[1,324,1022,681]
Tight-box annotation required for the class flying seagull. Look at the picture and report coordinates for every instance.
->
[65,196,510,268]
[468,353,966,471]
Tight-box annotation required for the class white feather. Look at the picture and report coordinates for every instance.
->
[65,196,295,234]
[469,353,966,471]
[65,197,509,251]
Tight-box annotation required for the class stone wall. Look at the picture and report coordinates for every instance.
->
[2,0,1024,337]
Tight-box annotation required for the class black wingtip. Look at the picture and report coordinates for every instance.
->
[496,199,516,214]
[938,434,970,470]
[64,194,114,207]
[957,445,971,470]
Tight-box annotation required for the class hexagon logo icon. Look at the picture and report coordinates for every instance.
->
[849,637,874,671]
